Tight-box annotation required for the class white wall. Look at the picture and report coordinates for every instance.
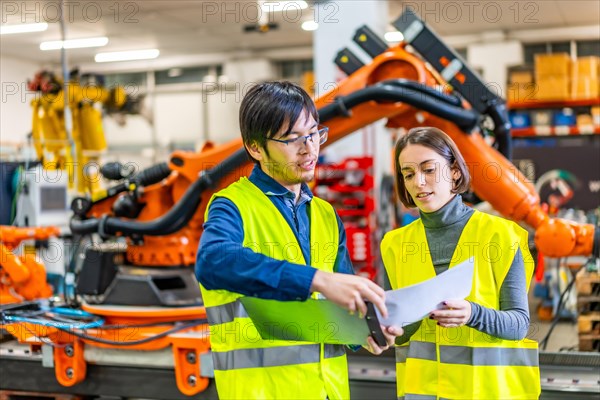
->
[99,85,242,164]
[0,56,40,145]
[467,39,523,97]
[206,88,240,143]
[154,92,204,146]
[201,58,276,143]
[104,114,154,146]
[223,58,275,86]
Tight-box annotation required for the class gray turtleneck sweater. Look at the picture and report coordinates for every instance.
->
[396,195,530,343]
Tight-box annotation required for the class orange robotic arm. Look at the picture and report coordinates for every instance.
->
[313,16,596,258]
[0,226,58,303]
[0,225,61,249]
[70,13,598,261]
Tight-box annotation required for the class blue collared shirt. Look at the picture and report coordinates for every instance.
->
[196,164,354,301]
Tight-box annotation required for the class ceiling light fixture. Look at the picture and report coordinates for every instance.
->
[261,1,308,13]
[0,22,48,35]
[301,21,318,31]
[40,37,108,50]
[95,49,160,63]
[384,31,404,43]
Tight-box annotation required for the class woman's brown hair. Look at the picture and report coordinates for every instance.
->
[394,127,471,208]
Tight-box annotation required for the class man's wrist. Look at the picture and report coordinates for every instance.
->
[310,270,327,293]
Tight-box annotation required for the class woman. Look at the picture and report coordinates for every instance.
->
[381,127,540,399]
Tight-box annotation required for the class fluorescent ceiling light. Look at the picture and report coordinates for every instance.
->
[384,31,404,43]
[301,21,318,31]
[1,22,48,35]
[95,49,160,63]
[262,1,308,13]
[40,37,108,50]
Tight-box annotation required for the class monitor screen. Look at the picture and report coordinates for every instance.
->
[40,186,67,211]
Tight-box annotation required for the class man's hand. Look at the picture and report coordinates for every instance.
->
[310,271,388,318]
[364,325,403,355]
[429,299,471,328]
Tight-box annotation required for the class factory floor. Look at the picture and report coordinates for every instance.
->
[528,276,585,352]
[529,298,580,352]
[532,313,580,351]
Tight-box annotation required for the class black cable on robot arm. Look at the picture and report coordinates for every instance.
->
[318,82,479,132]
[70,149,248,236]
[3,307,205,332]
[486,99,513,160]
[100,320,196,329]
[378,79,463,107]
[55,319,207,346]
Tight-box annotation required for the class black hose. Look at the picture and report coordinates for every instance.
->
[70,149,248,236]
[538,262,584,350]
[134,162,171,187]
[486,99,513,160]
[70,81,480,237]
[318,82,479,132]
[379,79,463,107]
[100,162,132,180]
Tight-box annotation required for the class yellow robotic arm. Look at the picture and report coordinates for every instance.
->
[29,71,127,195]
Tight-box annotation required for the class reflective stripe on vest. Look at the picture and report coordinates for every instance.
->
[395,341,436,363]
[397,343,538,367]
[440,345,538,366]
[395,346,408,362]
[206,300,248,325]
[207,299,347,359]
[212,343,344,371]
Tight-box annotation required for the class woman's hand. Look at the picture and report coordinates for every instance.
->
[363,325,403,355]
[429,299,471,328]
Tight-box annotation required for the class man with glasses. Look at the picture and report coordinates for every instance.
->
[196,81,400,399]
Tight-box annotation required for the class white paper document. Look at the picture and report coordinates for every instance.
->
[376,258,475,327]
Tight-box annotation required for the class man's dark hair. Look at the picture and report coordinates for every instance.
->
[394,127,471,208]
[239,81,318,163]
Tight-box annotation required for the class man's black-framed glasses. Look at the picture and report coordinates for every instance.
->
[268,126,329,148]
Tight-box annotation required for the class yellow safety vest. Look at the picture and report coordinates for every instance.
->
[381,210,541,400]
[200,177,350,400]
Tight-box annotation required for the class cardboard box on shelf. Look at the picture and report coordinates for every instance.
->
[531,110,553,127]
[509,71,534,84]
[535,77,570,101]
[576,114,594,127]
[571,77,599,99]
[507,82,536,103]
[571,56,599,99]
[534,53,571,79]
[573,56,600,77]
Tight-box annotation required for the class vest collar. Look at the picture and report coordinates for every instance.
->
[249,164,314,201]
